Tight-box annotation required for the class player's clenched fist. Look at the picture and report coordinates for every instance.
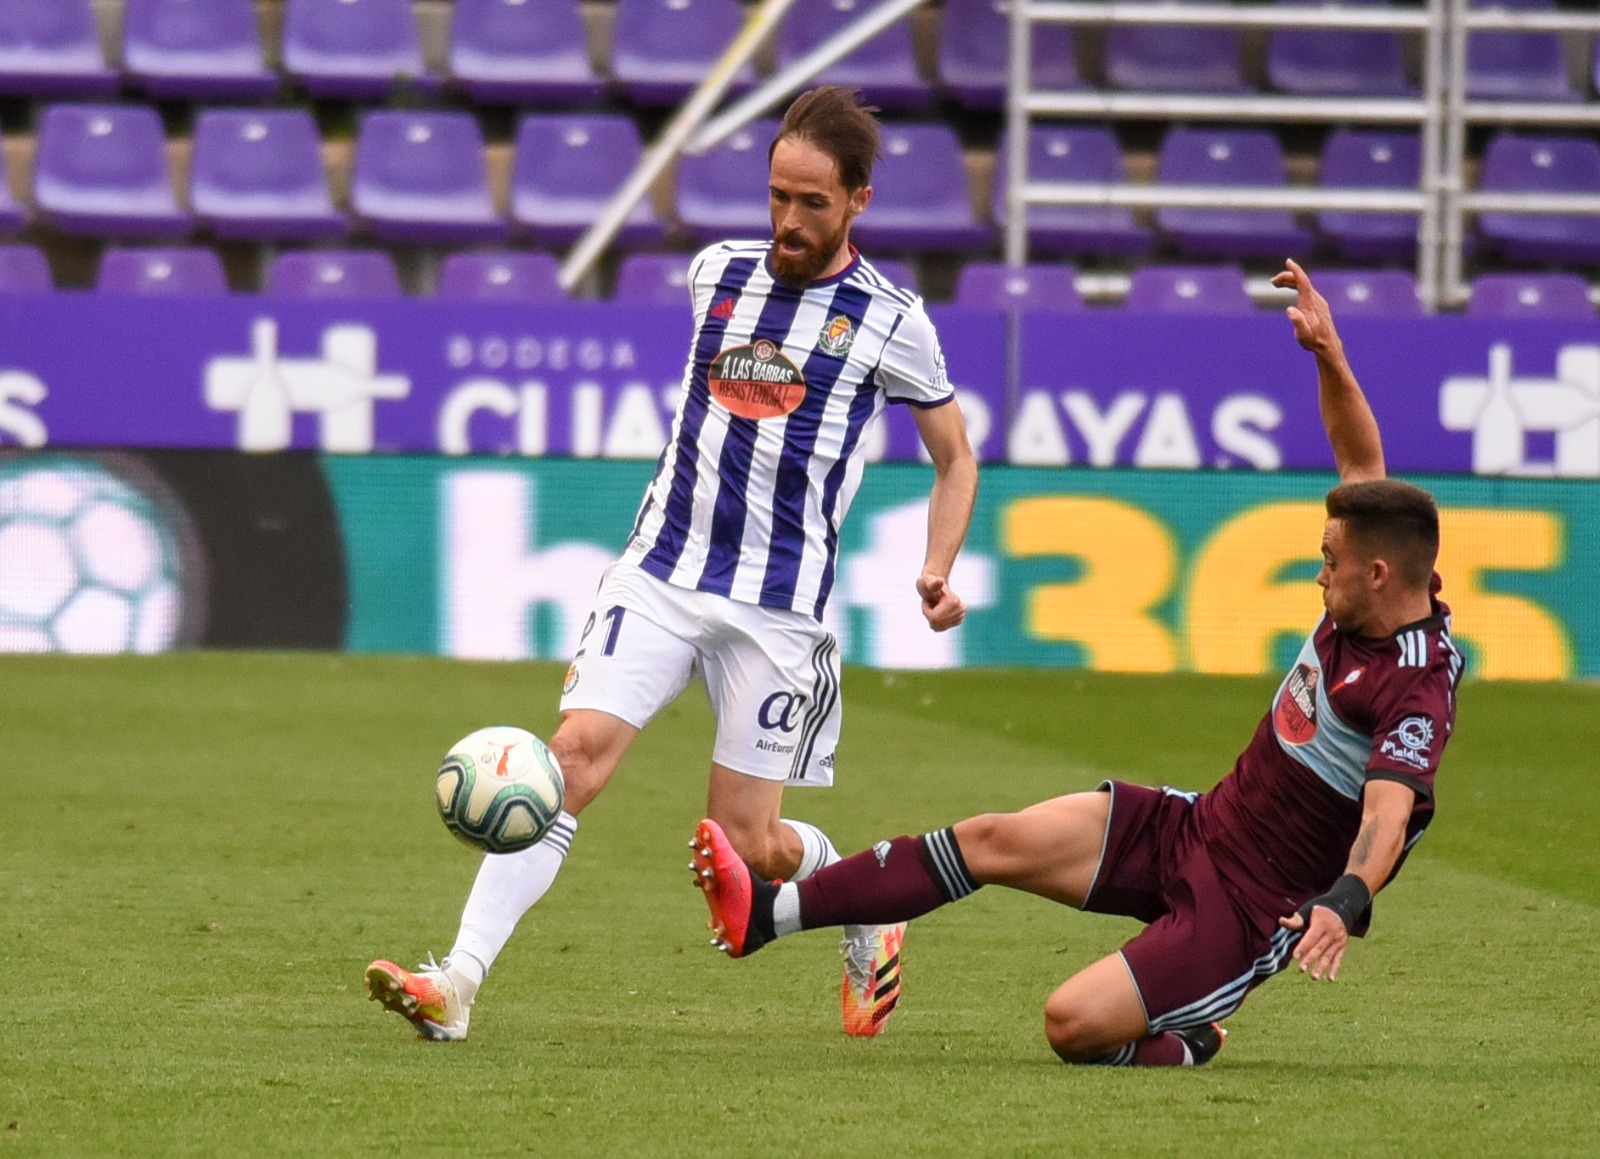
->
[918,573,965,631]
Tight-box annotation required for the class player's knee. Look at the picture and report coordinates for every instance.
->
[545,729,605,814]
[949,812,1014,877]
[1042,995,1122,1064]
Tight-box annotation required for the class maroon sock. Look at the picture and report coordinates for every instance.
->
[1093,1033,1192,1067]
[795,835,955,930]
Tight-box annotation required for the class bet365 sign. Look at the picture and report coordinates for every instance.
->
[323,459,1598,681]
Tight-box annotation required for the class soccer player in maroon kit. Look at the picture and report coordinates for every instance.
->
[689,259,1464,1065]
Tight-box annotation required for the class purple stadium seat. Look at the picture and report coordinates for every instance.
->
[450,0,603,106]
[34,105,192,239]
[612,0,755,107]
[1317,129,1421,261]
[1467,273,1594,318]
[266,251,403,299]
[1106,0,1248,93]
[434,252,561,302]
[956,262,1083,312]
[96,247,229,295]
[1468,0,1575,102]
[614,252,693,305]
[0,245,52,293]
[191,110,345,242]
[0,149,26,234]
[1267,0,1411,97]
[864,256,917,292]
[994,126,1151,258]
[1155,127,1313,258]
[123,0,278,100]
[1310,270,1424,316]
[438,252,567,302]
[1477,134,1600,263]
[939,0,1082,109]
[1123,265,1253,313]
[0,0,117,97]
[282,0,433,100]
[777,0,930,110]
[676,120,779,244]
[352,112,505,245]
[512,114,666,248]
[849,124,992,253]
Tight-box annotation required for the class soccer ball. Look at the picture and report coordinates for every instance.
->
[0,456,199,655]
[435,726,565,854]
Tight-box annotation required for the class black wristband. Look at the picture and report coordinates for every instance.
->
[1295,874,1372,933]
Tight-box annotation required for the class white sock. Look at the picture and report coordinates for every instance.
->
[779,820,873,945]
[447,811,578,1000]
[773,882,803,937]
[780,818,841,880]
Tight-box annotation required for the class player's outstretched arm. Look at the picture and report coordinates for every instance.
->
[911,400,977,632]
[1271,258,1385,485]
[1278,778,1413,980]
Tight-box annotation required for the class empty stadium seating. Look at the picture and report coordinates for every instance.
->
[123,0,279,101]
[96,246,229,295]
[611,0,755,107]
[282,0,434,100]
[266,250,403,299]
[777,0,931,111]
[1155,128,1313,258]
[676,121,779,244]
[1467,272,1596,317]
[33,104,191,238]
[1477,133,1600,263]
[0,0,118,97]
[437,251,568,302]
[1267,0,1412,97]
[190,109,346,241]
[0,0,1589,313]
[351,111,505,243]
[849,124,993,253]
[449,0,604,106]
[1106,0,1249,93]
[1467,0,1576,102]
[1311,270,1426,316]
[993,126,1151,257]
[939,0,1082,109]
[955,262,1084,312]
[1317,130,1423,261]
[1123,265,1255,314]
[511,114,666,247]
[614,251,693,305]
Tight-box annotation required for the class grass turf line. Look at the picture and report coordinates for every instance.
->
[1,653,1595,1157]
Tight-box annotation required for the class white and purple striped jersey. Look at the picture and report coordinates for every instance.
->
[620,240,953,619]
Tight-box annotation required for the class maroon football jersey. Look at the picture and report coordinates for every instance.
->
[1194,590,1463,925]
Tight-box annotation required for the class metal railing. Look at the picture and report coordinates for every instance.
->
[1008,0,1600,309]
[1007,1,1450,308]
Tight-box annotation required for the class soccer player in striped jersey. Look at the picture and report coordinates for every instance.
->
[692,259,1463,1065]
[366,87,978,1041]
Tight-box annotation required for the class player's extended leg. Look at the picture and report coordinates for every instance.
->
[366,709,636,1040]
[694,790,1116,952]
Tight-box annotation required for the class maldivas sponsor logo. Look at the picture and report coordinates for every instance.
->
[1379,715,1435,771]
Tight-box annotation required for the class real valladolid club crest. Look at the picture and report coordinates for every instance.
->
[818,314,855,357]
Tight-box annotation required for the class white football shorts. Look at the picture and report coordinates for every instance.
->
[558,561,842,785]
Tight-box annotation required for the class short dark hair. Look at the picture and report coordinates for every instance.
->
[769,86,880,192]
[1325,479,1440,588]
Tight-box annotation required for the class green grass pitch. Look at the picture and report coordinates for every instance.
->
[3,654,1596,1157]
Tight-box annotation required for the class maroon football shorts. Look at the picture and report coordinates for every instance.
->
[1081,781,1302,1034]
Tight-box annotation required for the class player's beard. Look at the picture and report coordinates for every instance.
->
[770,220,850,286]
